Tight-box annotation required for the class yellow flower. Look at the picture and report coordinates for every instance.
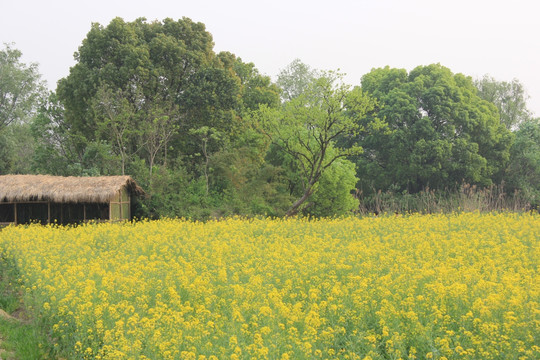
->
[0,214,537,359]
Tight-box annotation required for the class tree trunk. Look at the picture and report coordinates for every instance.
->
[203,139,209,195]
[286,186,314,217]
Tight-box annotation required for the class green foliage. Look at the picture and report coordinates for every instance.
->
[357,64,513,194]
[91,85,142,175]
[0,43,46,130]
[306,158,359,217]
[210,128,293,217]
[30,92,88,176]
[142,166,216,220]
[1,31,536,218]
[217,51,281,112]
[475,75,532,129]
[276,58,319,101]
[259,64,377,215]
[189,126,223,195]
[0,131,10,173]
[43,17,285,218]
[182,66,241,135]
[0,44,45,174]
[0,124,35,174]
[504,117,540,207]
[266,144,359,217]
[49,17,284,219]
[56,17,219,172]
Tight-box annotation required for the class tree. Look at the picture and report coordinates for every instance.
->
[0,43,45,130]
[219,52,280,111]
[92,85,141,175]
[0,123,35,174]
[180,66,241,149]
[475,75,531,130]
[188,126,222,195]
[258,68,376,216]
[0,44,46,173]
[25,16,307,218]
[55,17,273,183]
[304,157,359,217]
[356,64,513,193]
[56,17,217,171]
[142,99,179,179]
[31,92,110,176]
[504,117,540,207]
[276,58,319,101]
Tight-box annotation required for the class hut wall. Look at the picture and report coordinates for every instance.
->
[51,203,110,225]
[109,188,131,221]
[86,203,110,221]
[1,201,112,226]
[0,203,15,225]
[11,203,49,225]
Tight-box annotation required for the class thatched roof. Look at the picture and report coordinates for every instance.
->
[0,175,145,203]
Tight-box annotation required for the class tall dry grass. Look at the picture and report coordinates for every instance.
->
[356,183,533,215]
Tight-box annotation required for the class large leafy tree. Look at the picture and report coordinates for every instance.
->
[258,68,376,216]
[56,18,274,180]
[53,17,283,218]
[0,43,46,173]
[357,64,513,193]
[56,17,223,172]
[0,43,46,130]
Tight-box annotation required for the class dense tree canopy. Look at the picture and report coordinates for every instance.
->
[52,18,280,179]
[57,18,218,166]
[356,64,513,193]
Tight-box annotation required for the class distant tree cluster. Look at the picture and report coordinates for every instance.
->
[1,17,538,218]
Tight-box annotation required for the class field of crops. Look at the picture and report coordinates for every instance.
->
[0,213,538,359]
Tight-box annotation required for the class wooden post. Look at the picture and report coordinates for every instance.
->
[48,202,51,224]
[14,203,17,225]
[119,191,123,220]
[83,204,87,222]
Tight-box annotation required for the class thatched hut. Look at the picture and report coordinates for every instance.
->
[0,175,145,225]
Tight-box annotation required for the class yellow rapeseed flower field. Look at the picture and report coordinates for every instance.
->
[0,213,538,359]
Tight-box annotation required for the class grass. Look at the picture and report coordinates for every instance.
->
[0,319,46,359]
[0,255,49,359]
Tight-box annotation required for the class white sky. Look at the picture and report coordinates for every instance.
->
[2,0,539,116]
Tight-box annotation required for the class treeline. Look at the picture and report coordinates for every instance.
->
[1,17,539,218]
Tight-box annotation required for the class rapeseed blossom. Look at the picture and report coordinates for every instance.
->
[0,213,538,359]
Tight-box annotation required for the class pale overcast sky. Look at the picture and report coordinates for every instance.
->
[2,0,539,116]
